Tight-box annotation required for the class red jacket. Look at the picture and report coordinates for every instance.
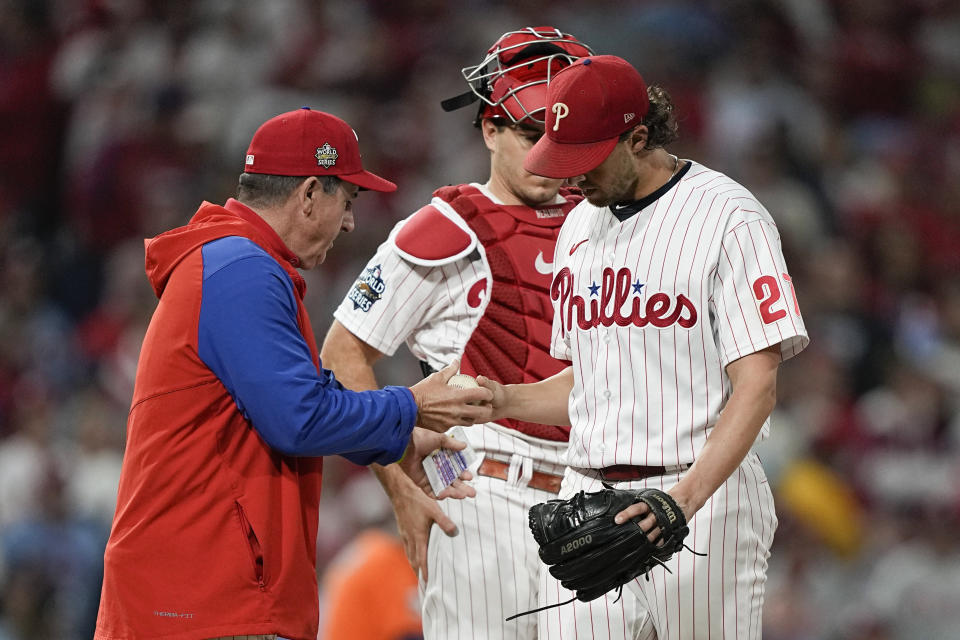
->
[96,201,413,639]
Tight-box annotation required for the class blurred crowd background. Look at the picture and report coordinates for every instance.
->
[1,0,959,638]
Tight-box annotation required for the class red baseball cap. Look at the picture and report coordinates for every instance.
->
[524,56,649,179]
[244,107,396,192]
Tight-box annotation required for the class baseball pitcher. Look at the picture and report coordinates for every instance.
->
[322,28,644,640]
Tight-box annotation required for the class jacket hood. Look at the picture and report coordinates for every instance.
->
[145,203,261,298]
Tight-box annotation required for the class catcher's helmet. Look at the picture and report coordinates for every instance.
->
[442,26,594,126]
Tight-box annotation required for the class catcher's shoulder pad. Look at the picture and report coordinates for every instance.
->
[390,197,478,267]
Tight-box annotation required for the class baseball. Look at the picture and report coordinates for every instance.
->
[447,373,480,389]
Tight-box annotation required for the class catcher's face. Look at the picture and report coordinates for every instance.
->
[483,118,564,207]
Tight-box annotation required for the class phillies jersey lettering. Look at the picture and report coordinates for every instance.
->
[550,160,808,470]
[551,266,698,331]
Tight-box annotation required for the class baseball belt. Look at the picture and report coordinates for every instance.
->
[586,463,691,482]
[477,458,562,494]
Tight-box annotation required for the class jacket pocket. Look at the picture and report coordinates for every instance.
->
[235,501,266,590]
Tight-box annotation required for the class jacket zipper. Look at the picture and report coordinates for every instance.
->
[235,501,265,590]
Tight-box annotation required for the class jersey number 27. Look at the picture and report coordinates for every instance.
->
[753,274,799,324]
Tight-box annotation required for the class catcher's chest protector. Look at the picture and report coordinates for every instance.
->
[434,184,580,441]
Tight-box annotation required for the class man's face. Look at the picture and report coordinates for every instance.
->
[486,120,564,206]
[301,179,357,268]
[569,141,638,207]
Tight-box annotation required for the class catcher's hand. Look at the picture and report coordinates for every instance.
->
[528,485,690,602]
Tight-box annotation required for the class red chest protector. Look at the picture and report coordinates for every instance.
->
[438,184,580,441]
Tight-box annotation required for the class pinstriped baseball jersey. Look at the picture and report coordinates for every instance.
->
[334,182,580,464]
[333,216,487,373]
[550,160,808,470]
[333,183,642,639]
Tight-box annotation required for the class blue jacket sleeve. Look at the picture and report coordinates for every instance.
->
[197,237,416,464]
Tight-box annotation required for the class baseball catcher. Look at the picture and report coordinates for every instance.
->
[508,484,693,619]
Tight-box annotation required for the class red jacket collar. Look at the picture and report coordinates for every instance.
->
[145,200,307,299]
[224,198,301,270]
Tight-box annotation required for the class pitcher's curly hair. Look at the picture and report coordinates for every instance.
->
[642,85,679,149]
[619,85,679,149]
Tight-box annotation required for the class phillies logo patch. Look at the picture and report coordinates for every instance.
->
[316,142,338,168]
[348,264,385,312]
[551,267,698,332]
[551,102,569,131]
[467,279,488,308]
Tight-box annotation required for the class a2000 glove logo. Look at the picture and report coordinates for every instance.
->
[561,534,593,554]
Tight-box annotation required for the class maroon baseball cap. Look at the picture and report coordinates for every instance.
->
[244,107,396,192]
[524,55,649,179]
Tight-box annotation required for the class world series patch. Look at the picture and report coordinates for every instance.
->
[315,142,338,168]
[348,264,385,312]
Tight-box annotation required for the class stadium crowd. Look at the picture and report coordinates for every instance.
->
[1,1,958,638]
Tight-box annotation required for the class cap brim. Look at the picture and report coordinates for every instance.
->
[339,170,397,193]
[523,135,619,179]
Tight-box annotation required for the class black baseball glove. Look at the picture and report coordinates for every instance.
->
[528,485,690,602]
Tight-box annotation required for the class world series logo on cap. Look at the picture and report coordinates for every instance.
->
[315,143,338,168]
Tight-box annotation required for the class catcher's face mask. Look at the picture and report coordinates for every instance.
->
[441,26,595,126]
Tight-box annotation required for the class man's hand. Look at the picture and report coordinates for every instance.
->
[613,488,693,545]
[477,366,574,427]
[475,374,510,422]
[380,467,463,581]
[398,426,478,500]
[409,359,493,431]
